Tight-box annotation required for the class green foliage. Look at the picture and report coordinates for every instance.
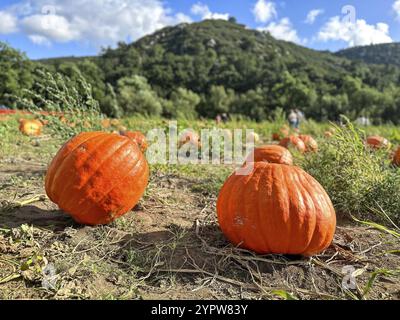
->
[116,75,163,117]
[0,43,34,107]
[14,69,104,139]
[164,87,200,119]
[301,118,400,224]
[3,19,400,122]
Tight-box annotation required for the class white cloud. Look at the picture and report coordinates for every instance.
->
[318,16,393,47]
[252,0,277,23]
[0,11,18,34]
[394,0,400,19]
[261,18,301,44]
[305,9,324,24]
[0,0,192,46]
[191,3,229,20]
[28,34,51,46]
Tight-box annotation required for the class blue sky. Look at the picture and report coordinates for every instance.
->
[0,0,399,59]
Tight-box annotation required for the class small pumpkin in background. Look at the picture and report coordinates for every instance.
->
[101,119,111,129]
[299,135,318,152]
[392,147,400,167]
[366,136,389,150]
[120,130,148,153]
[19,119,43,136]
[324,131,333,138]
[279,135,306,153]
[272,125,289,141]
[217,162,336,256]
[45,132,149,225]
[179,130,201,147]
[246,145,293,165]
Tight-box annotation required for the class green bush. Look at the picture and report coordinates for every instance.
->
[300,117,400,224]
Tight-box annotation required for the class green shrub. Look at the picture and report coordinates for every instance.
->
[300,117,400,224]
[13,68,104,139]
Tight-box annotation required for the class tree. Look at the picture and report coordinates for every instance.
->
[116,75,162,116]
[0,42,34,107]
[164,88,200,119]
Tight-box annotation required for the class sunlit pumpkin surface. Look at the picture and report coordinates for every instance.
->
[19,119,43,136]
[366,136,389,150]
[279,135,306,153]
[298,135,318,152]
[246,145,293,165]
[217,162,336,256]
[45,132,149,225]
[120,130,148,153]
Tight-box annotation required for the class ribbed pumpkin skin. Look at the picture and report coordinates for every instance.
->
[247,145,293,165]
[279,136,306,153]
[392,147,400,166]
[217,162,336,256]
[45,132,149,225]
[120,130,148,153]
[366,136,389,149]
[299,135,318,152]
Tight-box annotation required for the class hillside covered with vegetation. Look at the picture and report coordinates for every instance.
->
[2,19,400,123]
[337,43,400,67]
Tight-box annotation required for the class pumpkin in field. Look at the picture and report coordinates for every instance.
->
[179,130,201,147]
[217,162,336,256]
[120,130,148,153]
[324,131,333,138]
[299,135,318,152]
[392,147,400,166]
[366,136,389,150]
[45,132,149,225]
[272,125,290,141]
[19,119,43,136]
[279,135,306,153]
[101,119,111,129]
[246,145,293,165]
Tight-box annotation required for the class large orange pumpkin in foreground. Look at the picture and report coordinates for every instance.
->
[392,147,400,167]
[299,135,318,152]
[19,119,43,136]
[217,162,336,256]
[120,130,148,153]
[279,135,306,153]
[366,136,389,150]
[246,145,293,165]
[45,132,149,225]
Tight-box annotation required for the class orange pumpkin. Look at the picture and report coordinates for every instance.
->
[366,136,389,150]
[392,147,400,166]
[45,132,149,225]
[120,130,148,153]
[299,135,318,152]
[179,130,201,147]
[272,126,289,141]
[101,119,111,129]
[217,162,336,256]
[279,135,306,153]
[246,145,293,165]
[19,119,43,136]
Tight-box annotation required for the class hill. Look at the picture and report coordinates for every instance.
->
[3,20,400,122]
[336,43,400,67]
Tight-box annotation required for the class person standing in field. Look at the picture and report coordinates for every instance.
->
[295,109,305,127]
[288,109,299,129]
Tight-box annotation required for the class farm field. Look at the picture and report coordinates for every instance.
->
[0,114,399,300]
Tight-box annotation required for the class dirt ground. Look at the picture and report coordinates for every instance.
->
[0,157,399,300]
